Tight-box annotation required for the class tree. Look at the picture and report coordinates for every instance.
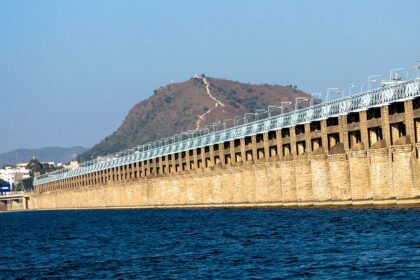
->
[27,158,43,173]
[0,178,8,185]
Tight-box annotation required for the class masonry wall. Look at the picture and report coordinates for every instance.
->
[31,143,420,210]
[31,98,420,209]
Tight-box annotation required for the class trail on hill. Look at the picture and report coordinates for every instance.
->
[195,77,226,130]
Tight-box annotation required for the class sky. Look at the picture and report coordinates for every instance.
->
[0,0,419,153]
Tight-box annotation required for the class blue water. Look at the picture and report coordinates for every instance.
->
[0,208,419,279]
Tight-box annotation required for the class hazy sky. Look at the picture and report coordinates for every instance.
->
[0,0,419,153]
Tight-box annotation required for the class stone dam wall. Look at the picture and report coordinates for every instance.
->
[30,96,420,209]
[30,144,420,209]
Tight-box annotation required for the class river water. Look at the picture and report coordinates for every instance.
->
[0,207,419,279]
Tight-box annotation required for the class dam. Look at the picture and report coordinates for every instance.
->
[30,79,420,210]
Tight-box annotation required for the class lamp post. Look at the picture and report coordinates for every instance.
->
[416,61,420,80]
[280,101,292,114]
[234,115,242,126]
[295,97,309,110]
[268,105,281,117]
[348,83,355,96]
[203,125,212,134]
[326,88,340,102]
[255,109,267,120]
[310,93,323,106]
[212,121,222,131]
[244,113,256,124]
[390,67,404,80]
[223,119,232,129]
[367,75,382,91]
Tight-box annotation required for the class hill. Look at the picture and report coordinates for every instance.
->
[79,76,315,161]
[0,146,87,167]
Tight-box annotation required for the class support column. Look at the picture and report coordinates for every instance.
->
[177,152,182,172]
[304,123,312,154]
[136,160,141,178]
[200,147,205,168]
[240,138,246,162]
[185,151,191,171]
[276,130,283,158]
[158,157,163,175]
[263,132,270,160]
[321,120,328,152]
[192,149,198,170]
[369,129,378,146]
[404,100,415,144]
[339,115,349,150]
[219,144,225,166]
[164,155,169,174]
[360,111,369,147]
[381,106,391,146]
[290,127,297,155]
[151,158,156,176]
[209,145,215,168]
[391,124,400,145]
[251,135,257,160]
[416,119,420,143]
[229,140,235,163]
[171,154,176,173]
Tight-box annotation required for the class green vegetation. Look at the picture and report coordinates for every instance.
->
[78,77,310,162]
[26,158,62,175]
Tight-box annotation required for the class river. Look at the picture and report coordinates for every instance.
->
[0,207,419,279]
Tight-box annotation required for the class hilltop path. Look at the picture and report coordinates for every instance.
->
[195,77,226,130]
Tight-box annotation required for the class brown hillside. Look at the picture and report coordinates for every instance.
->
[79,76,316,161]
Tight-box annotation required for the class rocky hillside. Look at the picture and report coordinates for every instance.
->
[79,76,315,161]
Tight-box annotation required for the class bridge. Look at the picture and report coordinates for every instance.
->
[30,79,420,209]
[0,192,30,211]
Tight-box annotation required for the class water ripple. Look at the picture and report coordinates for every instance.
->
[0,207,419,279]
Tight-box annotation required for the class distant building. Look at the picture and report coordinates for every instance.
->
[0,166,31,187]
[63,160,79,170]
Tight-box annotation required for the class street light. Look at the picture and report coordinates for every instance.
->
[223,119,232,129]
[368,75,382,91]
[310,93,323,106]
[295,97,309,110]
[255,109,267,120]
[390,67,404,80]
[203,125,212,134]
[326,88,340,102]
[416,61,420,79]
[212,121,222,131]
[244,113,256,124]
[280,101,292,114]
[267,105,281,117]
[348,83,355,96]
[234,115,243,126]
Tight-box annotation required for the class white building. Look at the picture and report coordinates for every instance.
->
[63,160,79,170]
[0,166,31,186]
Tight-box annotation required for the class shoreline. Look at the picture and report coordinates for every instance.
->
[3,198,419,212]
